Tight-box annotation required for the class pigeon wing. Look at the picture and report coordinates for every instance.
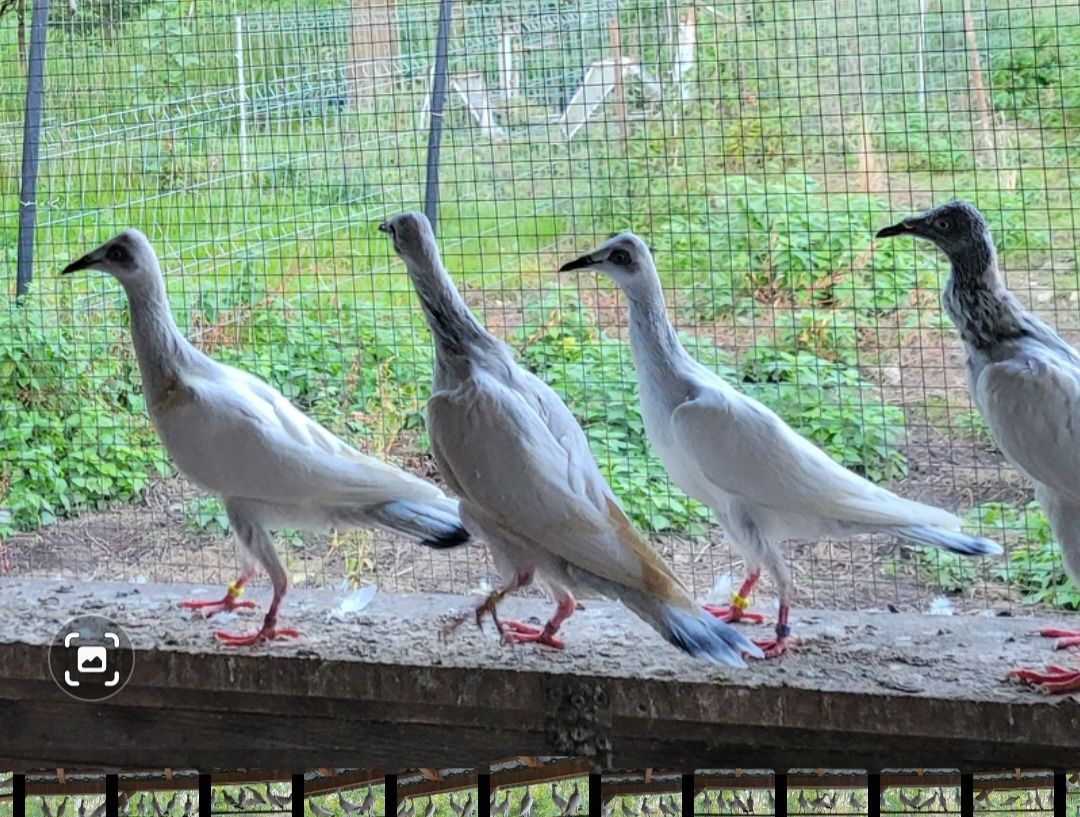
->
[670,389,958,528]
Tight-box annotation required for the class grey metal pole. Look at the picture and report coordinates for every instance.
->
[16,0,50,298]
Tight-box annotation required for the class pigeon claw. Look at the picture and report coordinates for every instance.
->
[1008,663,1080,694]
[702,604,766,624]
[751,636,789,659]
[1039,627,1080,650]
[216,626,302,646]
[499,619,565,650]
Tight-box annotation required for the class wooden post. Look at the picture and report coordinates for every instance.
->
[105,776,118,817]
[347,0,399,107]
[293,775,305,817]
[199,777,212,817]
[681,775,694,817]
[385,775,398,817]
[775,775,787,817]
[962,0,996,162]
[960,775,973,817]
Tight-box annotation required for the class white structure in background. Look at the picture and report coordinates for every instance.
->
[558,57,662,140]
[671,8,697,99]
[417,68,508,140]
[451,74,508,139]
[497,18,522,99]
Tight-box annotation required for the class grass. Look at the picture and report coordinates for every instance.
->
[0,0,1078,606]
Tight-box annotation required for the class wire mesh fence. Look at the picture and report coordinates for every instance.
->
[0,0,1078,618]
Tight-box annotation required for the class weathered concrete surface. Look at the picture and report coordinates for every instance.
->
[0,577,1077,769]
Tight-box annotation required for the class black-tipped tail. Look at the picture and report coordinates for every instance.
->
[895,525,1003,556]
[368,499,471,549]
[421,523,470,549]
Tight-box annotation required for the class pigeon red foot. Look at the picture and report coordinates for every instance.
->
[1040,627,1080,650]
[499,620,565,649]
[499,594,575,650]
[703,570,766,624]
[180,576,257,616]
[215,591,300,646]
[1008,661,1080,694]
[751,605,791,659]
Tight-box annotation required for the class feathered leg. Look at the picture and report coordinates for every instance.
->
[215,505,300,646]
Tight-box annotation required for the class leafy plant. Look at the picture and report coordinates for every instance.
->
[0,299,171,536]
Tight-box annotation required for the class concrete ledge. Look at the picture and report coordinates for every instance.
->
[0,578,1077,768]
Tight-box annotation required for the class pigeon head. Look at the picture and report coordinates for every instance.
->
[379,211,437,268]
[62,228,158,283]
[559,232,658,297]
[876,200,991,260]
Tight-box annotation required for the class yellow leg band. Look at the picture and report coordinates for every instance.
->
[731,593,750,610]
[227,581,245,599]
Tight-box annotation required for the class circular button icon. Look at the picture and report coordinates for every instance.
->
[49,615,134,701]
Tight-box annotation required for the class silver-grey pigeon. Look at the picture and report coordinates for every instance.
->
[381,212,761,667]
[878,199,1080,692]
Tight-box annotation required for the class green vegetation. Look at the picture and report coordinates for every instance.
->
[0,0,1077,608]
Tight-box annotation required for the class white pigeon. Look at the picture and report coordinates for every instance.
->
[462,793,476,817]
[309,800,334,817]
[425,798,436,817]
[520,790,534,817]
[562,234,1002,656]
[879,200,1080,692]
[63,230,470,644]
[381,213,760,667]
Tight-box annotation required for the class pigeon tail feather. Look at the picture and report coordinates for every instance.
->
[893,525,1003,556]
[368,499,470,549]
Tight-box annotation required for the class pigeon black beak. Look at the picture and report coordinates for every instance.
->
[559,254,597,272]
[377,221,392,235]
[875,220,917,239]
[60,251,98,275]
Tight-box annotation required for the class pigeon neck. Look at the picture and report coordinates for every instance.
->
[941,240,1027,352]
[409,256,496,364]
[626,285,691,375]
[122,270,199,408]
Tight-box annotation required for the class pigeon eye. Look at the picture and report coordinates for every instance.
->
[107,246,127,262]
[934,218,951,232]
[609,249,631,266]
